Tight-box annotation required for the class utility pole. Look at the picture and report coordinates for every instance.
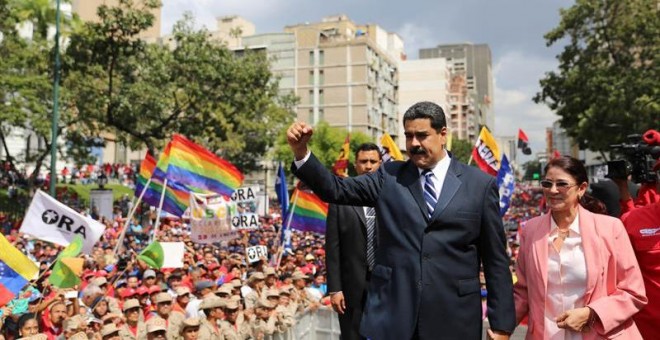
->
[49,0,62,197]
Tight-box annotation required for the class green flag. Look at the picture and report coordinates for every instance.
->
[138,241,164,269]
[49,235,84,288]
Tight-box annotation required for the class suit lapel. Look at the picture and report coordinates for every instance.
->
[404,162,429,222]
[352,206,367,238]
[578,206,600,303]
[532,214,551,295]
[431,159,462,221]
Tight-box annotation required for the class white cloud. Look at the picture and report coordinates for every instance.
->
[396,22,436,59]
[493,51,559,161]
[161,0,289,34]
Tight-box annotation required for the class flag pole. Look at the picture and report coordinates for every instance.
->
[275,189,299,269]
[150,178,168,243]
[113,177,152,254]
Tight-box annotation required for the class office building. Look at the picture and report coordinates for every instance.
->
[284,15,402,141]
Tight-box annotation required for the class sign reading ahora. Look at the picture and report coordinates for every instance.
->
[20,190,105,254]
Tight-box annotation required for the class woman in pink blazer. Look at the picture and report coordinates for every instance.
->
[513,156,647,339]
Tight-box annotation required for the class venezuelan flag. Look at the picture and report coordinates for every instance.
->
[165,134,244,197]
[287,188,328,234]
[0,234,38,306]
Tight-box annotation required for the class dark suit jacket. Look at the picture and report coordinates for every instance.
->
[294,154,515,340]
[325,204,369,308]
[326,204,370,340]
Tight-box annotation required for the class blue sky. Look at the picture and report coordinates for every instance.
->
[161,0,575,162]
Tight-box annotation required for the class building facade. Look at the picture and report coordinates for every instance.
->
[284,15,402,141]
[398,58,451,150]
[71,0,161,40]
[419,43,494,132]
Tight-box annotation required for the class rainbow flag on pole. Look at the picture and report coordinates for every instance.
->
[287,187,328,234]
[165,134,244,197]
[0,234,38,306]
[136,151,190,217]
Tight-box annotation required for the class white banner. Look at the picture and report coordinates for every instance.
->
[189,193,239,244]
[20,190,105,254]
[246,245,268,263]
[161,242,185,268]
[231,186,262,229]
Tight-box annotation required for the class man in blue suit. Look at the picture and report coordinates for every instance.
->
[287,102,515,340]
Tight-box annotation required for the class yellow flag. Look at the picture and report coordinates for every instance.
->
[471,127,501,176]
[332,135,350,177]
[379,133,404,161]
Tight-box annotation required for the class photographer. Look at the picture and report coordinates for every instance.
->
[612,129,660,215]
[620,157,660,340]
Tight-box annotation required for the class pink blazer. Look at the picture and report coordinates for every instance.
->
[514,206,647,339]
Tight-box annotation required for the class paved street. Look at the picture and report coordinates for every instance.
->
[482,321,527,340]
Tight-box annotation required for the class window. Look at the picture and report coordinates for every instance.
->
[319,109,324,122]
[319,70,324,85]
[309,71,314,85]
[308,109,314,124]
[319,89,324,105]
[319,50,324,65]
[309,51,314,65]
[309,90,314,104]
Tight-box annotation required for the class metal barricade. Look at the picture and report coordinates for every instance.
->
[272,307,341,340]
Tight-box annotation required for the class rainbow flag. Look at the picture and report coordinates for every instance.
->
[287,188,328,234]
[163,134,244,197]
[0,234,38,306]
[136,150,190,217]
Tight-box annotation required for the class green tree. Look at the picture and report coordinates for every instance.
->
[273,121,373,174]
[64,2,293,172]
[522,160,542,181]
[0,0,81,188]
[535,0,659,158]
[448,138,473,164]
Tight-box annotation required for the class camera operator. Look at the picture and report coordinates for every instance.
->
[620,157,660,340]
[612,129,660,215]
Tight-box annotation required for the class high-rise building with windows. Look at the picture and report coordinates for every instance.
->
[419,43,494,134]
[284,15,403,141]
[398,58,451,150]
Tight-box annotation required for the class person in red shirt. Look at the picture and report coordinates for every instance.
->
[621,162,660,340]
[40,301,67,340]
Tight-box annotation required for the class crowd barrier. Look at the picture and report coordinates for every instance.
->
[271,307,341,340]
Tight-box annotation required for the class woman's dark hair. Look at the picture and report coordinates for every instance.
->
[544,156,607,214]
[17,313,39,334]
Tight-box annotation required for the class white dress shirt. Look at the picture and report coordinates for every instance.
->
[545,214,587,340]
[417,154,451,201]
[295,151,452,201]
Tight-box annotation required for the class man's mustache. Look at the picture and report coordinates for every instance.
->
[410,147,427,155]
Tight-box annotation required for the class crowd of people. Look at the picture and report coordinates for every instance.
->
[1,123,657,340]
[0,193,336,340]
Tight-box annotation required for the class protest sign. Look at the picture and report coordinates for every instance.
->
[189,193,239,244]
[20,190,105,254]
[246,245,268,263]
[161,242,185,268]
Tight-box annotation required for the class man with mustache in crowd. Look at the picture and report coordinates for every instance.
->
[286,101,515,340]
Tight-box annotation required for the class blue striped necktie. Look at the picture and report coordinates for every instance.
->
[423,170,437,218]
[365,207,376,270]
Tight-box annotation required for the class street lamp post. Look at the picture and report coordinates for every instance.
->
[49,0,62,197]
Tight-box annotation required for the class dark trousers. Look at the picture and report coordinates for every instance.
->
[339,305,366,340]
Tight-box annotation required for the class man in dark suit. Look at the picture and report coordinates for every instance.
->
[287,102,515,340]
[326,143,383,340]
